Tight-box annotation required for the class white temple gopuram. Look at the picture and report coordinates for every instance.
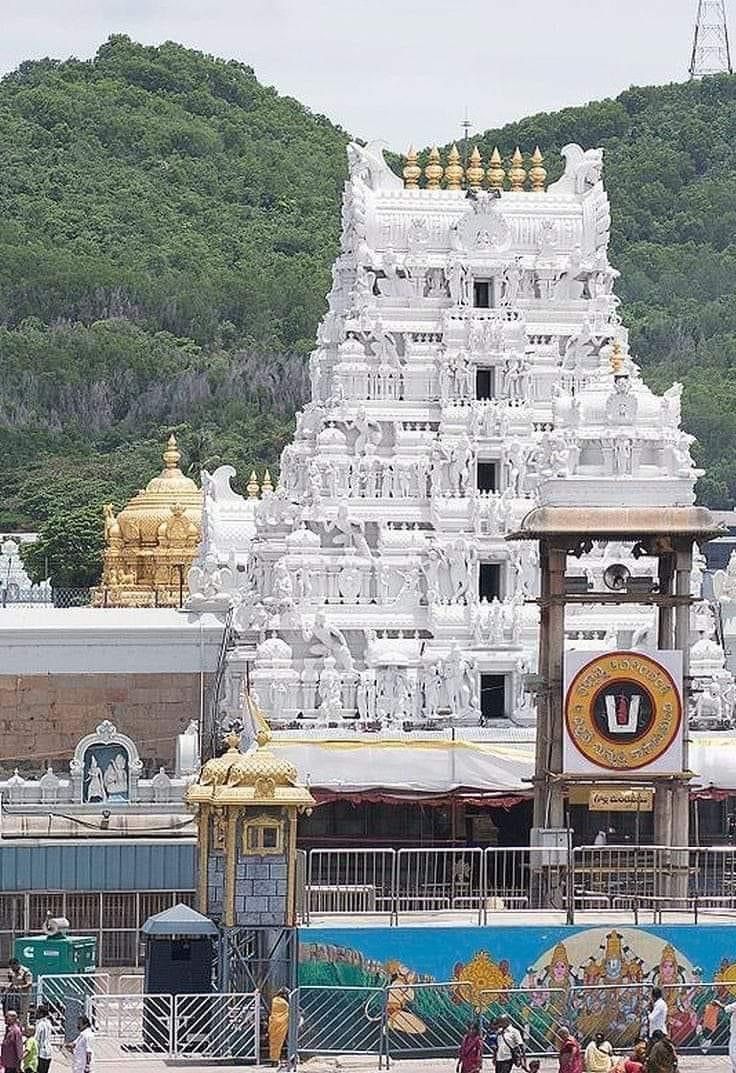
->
[186,141,735,810]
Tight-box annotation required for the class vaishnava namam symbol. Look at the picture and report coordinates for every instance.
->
[606,691,641,733]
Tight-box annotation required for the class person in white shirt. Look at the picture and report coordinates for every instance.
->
[715,998,736,1073]
[647,988,669,1037]
[34,1003,53,1073]
[68,1016,93,1073]
[494,1015,524,1073]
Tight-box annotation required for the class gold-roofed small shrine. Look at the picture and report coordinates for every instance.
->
[187,700,313,929]
[92,434,203,608]
[186,707,315,809]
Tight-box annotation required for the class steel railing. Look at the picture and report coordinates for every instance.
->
[290,981,733,1062]
[304,844,736,923]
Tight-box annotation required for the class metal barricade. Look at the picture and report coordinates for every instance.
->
[115,973,144,995]
[384,980,476,1060]
[87,993,174,1062]
[484,847,571,914]
[573,845,670,904]
[174,992,259,1061]
[479,987,567,1056]
[297,984,385,1059]
[397,847,484,920]
[307,849,396,918]
[691,846,736,902]
[37,972,111,1041]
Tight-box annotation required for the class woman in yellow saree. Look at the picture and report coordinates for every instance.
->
[268,989,291,1064]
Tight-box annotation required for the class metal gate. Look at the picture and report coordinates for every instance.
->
[174,992,259,1060]
[87,991,260,1062]
[385,981,473,1059]
[37,972,111,1042]
[87,993,173,1062]
[297,984,385,1058]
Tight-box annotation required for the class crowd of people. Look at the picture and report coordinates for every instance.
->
[1,1004,93,1073]
[0,959,94,1073]
[457,987,718,1073]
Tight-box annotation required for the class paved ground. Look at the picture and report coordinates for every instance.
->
[48,1053,733,1072]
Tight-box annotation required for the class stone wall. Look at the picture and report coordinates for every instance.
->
[0,672,208,770]
[235,854,288,926]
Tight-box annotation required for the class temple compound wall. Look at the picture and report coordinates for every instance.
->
[0,672,207,769]
[0,608,223,770]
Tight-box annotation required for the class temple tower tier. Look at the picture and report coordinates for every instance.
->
[185,140,733,758]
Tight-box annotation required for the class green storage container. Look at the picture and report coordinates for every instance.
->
[13,934,97,977]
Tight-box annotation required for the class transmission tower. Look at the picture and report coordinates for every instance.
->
[690,0,733,78]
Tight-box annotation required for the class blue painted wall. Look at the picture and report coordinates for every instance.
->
[0,841,196,891]
[300,923,736,984]
[299,924,736,1056]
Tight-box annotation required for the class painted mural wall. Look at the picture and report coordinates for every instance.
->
[299,925,736,1056]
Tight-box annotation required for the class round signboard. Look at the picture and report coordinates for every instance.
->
[564,651,682,771]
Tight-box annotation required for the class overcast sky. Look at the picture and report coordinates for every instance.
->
[0,0,713,148]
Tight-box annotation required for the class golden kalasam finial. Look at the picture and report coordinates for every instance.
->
[445,144,464,190]
[424,146,444,189]
[487,147,505,191]
[509,147,527,191]
[466,146,484,190]
[529,146,547,192]
[403,146,421,188]
[261,468,274,494]
[163,433,181,470]
[610,338,625,374]
[246,469,260,498]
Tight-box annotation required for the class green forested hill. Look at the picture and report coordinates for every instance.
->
[0,34,348,576]
[2,36,736,583]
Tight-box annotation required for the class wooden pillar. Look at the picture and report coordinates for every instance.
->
[672,542,693,899]
[657,553,675,650]
[547,545,567,828]
[653,784,672,846]
[533,541,550,829]
[673,542,692,843]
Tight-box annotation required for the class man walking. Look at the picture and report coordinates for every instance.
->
[68,1016,93,1073]
[2,1009,25,1073]
[34,1003,53,1073]
[648,988,669,1038]
[494,1015,524,1073]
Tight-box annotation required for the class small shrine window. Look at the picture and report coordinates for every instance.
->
[243,816,284,855]
[473,280,491,308]
[479,563,502,601]
[476,461,497,492]
[481,674,506,720]
[476,368,495,400]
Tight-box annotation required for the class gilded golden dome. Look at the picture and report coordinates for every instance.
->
[200,733,297,789]
[115,435,202,547]
[188,728,314,808]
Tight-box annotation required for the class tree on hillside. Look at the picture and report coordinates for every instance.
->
[21,506,104,589]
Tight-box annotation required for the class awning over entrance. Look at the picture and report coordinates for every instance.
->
[268,731,736,798]
[269,735,534,795]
